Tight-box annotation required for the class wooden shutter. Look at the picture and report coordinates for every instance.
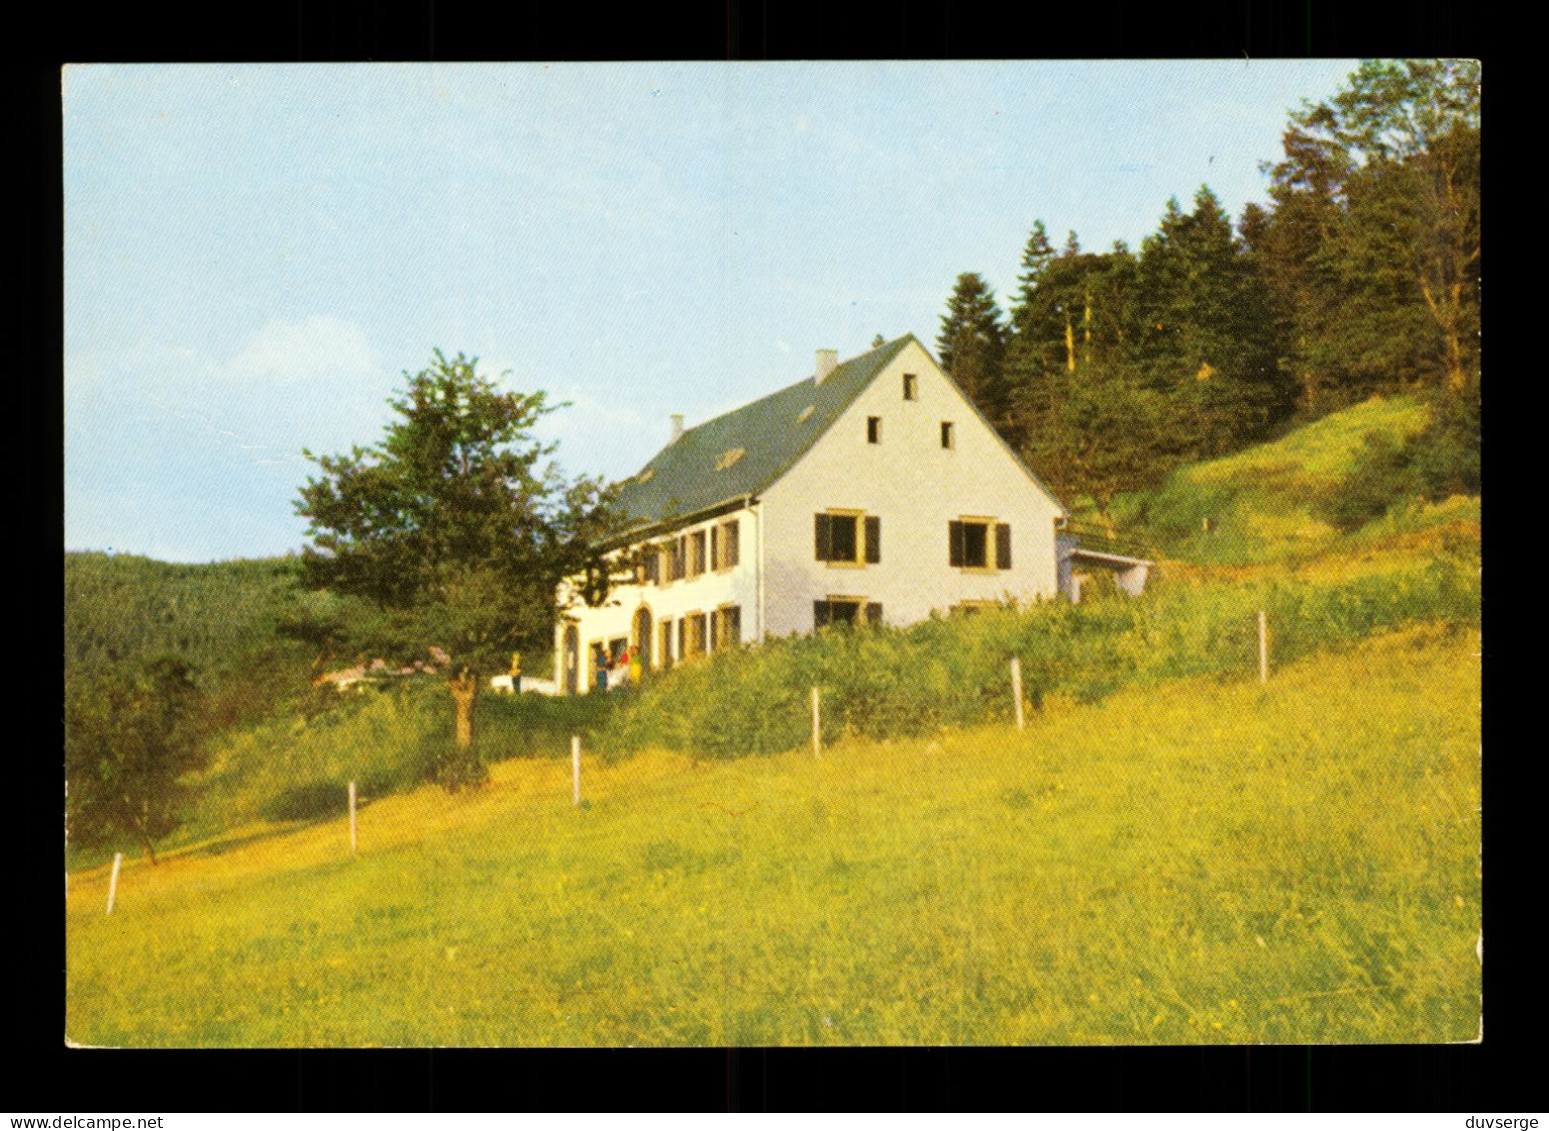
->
[996,523,1012,570]
[709,609,720,652]
[724,520,739,567]
[710,526,720,570]
[949,520,964,567]
[864,516,881,563]
[865,602,883,625]
[815,513,833,561]
[813,600,831,628]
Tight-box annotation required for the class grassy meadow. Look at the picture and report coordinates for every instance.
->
[65,622,1480,1046]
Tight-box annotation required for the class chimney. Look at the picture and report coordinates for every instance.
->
[669,413,684,443]
[814,348,838,384]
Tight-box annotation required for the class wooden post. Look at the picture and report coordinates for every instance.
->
[348,780,357,854]
[572,734,581,806]
[105,852,122,916]
[1010,656,1025,730]
[1258,610,1269,685]
[811,686,821,760]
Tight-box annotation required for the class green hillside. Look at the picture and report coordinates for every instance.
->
[65,622,1481,1046]
[1103,395,1466,565]
[63,553,332,729]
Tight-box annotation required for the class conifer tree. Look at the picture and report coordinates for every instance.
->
[936,272,1010,428]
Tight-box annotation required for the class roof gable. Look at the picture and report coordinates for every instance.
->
[610,335,916,536]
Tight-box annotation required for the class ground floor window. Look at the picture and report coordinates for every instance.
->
[681,611,708,658]
[814,598,882,628]
[711,604,741,652]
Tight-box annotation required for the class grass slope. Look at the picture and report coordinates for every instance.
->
[1107,395,1439,565]
[66,623,1481,1046]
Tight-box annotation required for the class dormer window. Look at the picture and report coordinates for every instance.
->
[903,373,918,400]
[867,416,882,444]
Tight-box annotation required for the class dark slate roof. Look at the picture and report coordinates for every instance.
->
[609,335,917,538]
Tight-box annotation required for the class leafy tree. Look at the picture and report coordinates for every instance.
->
[1264,60,1480,400]
[936,272,1010,427]
[66,657,207,864]
[294,350,617,786]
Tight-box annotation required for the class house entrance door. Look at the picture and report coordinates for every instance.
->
[563,624,580,694]
[633,606,653,669]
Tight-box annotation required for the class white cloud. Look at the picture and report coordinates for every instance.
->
[218,316,378,385]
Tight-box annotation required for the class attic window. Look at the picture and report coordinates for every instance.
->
[796,405,815,423]
[903,374,918,400]
[713,448,745,471]
[866,416,881,444]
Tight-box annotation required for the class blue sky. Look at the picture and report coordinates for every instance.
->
[64,60,1356,562]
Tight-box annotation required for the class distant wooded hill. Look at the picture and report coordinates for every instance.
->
[64,553,328,731]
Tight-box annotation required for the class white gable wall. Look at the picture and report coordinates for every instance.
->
[759,339,1065,636]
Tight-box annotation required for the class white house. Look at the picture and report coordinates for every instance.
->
[553,333,1148,694]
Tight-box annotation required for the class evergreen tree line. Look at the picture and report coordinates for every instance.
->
[935,60,1479,527]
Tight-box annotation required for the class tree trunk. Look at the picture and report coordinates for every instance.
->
[449,669,477,750]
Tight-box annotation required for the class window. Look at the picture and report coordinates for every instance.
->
[642,547,660,585]
[683,612,707,658]
[867,416,882,444]
[711,604,741,652]
[903,373,918,400]
[720,518,740,569]
[949,519,1013,571]
[711,518,739,571]
[664,538,685,582]
[688,530,707,578]
[815,511,880,565]
[814,599,883,628]
[941,421,955,449]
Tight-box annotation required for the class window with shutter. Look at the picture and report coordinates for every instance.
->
[817,511,870,565]
[952,517,1003,570]
[864,516,880,563]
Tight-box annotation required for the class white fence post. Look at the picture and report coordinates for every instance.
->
[1258,610,1269,685]
[1010,655,1025,731]
[572,734,582,806]
[348,780,357,854]
[105,852,122,916]
[811,686,821,760]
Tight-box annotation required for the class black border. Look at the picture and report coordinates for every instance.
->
[27,0,1520,1112]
